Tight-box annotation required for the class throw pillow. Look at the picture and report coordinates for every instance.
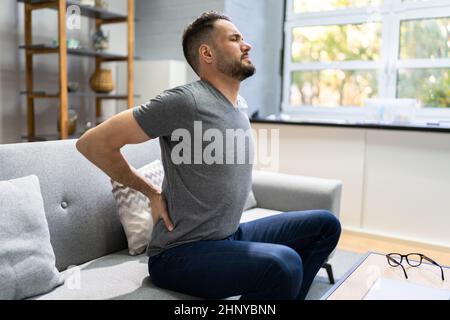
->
[0,175,63,300]
[111,160,164,256]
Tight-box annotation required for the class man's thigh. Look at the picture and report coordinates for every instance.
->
[235,209,338,251]
[148,239,296,299]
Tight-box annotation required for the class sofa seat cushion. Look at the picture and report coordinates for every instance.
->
[30,250,201,300]
[240,208,282,223]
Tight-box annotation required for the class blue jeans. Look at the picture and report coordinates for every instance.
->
[148,210,341,300]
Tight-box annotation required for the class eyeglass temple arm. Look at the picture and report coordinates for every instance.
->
[422,255,445,281]
[400,264,408,279]
[422,255,439,266]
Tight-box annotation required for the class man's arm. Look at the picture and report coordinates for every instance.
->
[76,109,174,231]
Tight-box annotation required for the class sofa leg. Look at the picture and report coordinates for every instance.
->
[323,263,335,284]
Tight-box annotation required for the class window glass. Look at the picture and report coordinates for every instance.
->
[291,70,379,107]
[397,68,450,108]
[400,18,449,59]
[292,23,382,62]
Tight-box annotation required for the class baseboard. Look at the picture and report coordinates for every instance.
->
[342,227,450,254]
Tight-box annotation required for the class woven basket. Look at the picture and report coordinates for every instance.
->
[89,68,114,93]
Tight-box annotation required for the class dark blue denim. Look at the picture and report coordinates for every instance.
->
[148,210,341,300]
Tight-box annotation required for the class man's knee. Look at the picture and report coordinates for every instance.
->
[317,210,341,237]
[266,246,303,298]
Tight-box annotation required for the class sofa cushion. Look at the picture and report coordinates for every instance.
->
[240,207,282,223]
[29,249,206,300]
[111,160,164,256]
[0,175,63,300]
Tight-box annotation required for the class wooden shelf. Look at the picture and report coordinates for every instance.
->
[20,91,59,99]
[21,91,140,100]
[18,44,138,61]
[71,92,140,99]
[18,0,128,23]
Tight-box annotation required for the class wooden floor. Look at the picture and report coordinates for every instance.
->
[337,229,450,266]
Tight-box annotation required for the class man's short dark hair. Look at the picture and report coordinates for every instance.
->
[182,11,231,75]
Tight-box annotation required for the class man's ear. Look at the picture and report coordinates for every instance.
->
[199,44,214,64]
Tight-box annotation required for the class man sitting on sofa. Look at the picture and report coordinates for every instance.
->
[76,11,341,300]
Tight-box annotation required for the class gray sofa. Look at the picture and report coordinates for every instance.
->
[0,139,342,300]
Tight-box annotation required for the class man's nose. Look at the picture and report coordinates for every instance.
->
[242,41,252,52]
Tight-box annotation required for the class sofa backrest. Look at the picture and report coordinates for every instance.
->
[0,139,161,271]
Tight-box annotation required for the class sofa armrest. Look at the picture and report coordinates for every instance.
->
[252,170,342,218]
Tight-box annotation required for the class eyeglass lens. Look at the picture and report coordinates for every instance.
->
[406,254,422,267]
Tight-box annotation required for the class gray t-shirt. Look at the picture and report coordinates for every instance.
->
[133,80,254,257]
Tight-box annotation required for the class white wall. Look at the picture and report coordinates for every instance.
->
[117,59,187,107]
[252,122,450,249]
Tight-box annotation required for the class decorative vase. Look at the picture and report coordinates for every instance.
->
[89,68,114,93]
[57,109,78,136]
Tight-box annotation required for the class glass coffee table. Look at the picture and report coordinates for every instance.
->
[322,251,450,300]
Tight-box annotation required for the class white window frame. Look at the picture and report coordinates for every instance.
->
[282,0,450,122]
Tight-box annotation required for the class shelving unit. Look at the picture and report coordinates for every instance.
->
[18,0,135,141]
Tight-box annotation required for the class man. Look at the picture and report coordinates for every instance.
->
[76,11,341,300]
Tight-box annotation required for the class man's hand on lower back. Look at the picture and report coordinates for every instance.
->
[149,192,174,232]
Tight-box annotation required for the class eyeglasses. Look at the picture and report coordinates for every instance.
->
[386,253,445,281]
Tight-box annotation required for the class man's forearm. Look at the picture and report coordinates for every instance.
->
[76,141,160,197]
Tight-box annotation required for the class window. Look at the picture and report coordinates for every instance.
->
[283,0,450,122]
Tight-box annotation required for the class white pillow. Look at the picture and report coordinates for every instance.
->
[111,160,164,256]
[0,175,63,299]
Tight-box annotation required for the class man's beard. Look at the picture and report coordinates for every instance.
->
[216,53,256,81]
